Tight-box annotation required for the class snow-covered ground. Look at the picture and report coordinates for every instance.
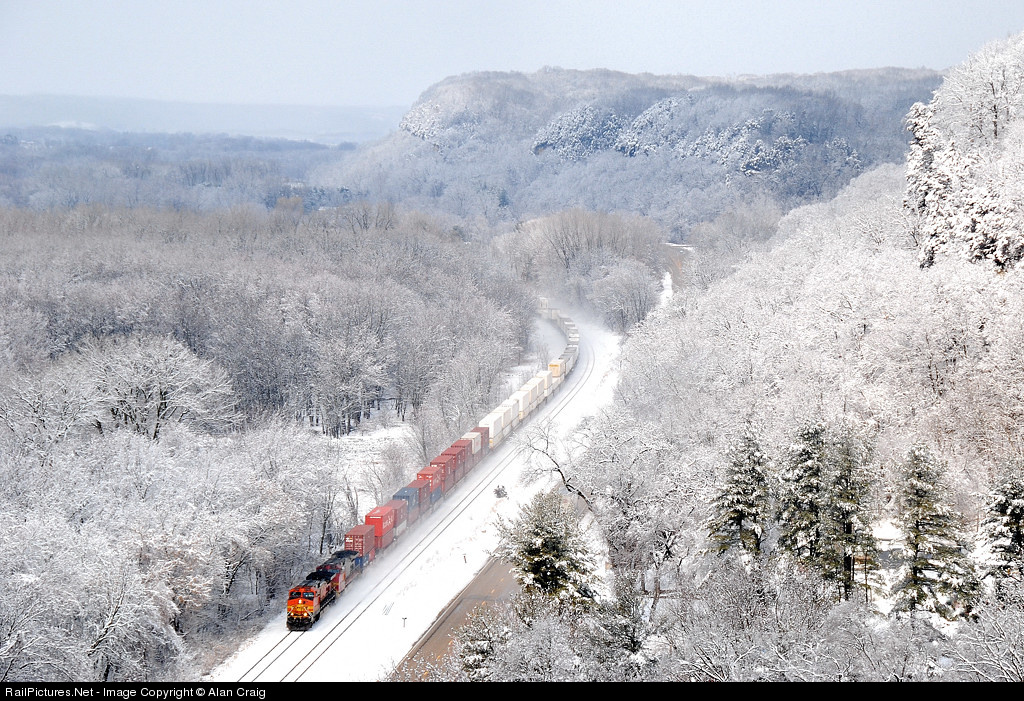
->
[207,310,622,682]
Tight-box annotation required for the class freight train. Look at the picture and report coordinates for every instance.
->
[286,300,580,630]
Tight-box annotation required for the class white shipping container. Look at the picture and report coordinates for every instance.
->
[499,401,517,428]
[512,389,531,419]
[461,431,482,454]
[480,411,504,447]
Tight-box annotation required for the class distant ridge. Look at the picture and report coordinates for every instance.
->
[0,94,407,144]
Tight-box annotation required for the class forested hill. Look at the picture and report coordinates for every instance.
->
[325,67,941,235]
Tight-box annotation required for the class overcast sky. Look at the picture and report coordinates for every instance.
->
[3,1,1024,108]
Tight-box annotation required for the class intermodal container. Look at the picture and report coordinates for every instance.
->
[460,432,482,456]
[511,390,530,420]
[499,401,517,429]
[442,444,468,473]
[365,505,395,537]
[431,453,456,481]
[417,464,444,491]
[344,524,376,563]
[480,412,503,448]
[393,485,420,512]
[453,438,476,468]
[472,426,490,454]
[386,499,408,535]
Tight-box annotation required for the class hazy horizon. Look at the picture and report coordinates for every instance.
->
[2,1,1024,109]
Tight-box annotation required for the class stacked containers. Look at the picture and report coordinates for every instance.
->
[499,400,517,431]
[396,479,432,523]
[453,437,476,469]
[525,377,543,410]
[471,426,490,456]
[480,411,504,449]
[430,453,456,491]
[365,504,396,551]
[442,444,468,482]
[385,498,408,537]
[511,389,530,421]
[417,464,444,504]
[344,524,376,566]
[409,479,432,511]
[393,483,422,525]
[538,370,553,398]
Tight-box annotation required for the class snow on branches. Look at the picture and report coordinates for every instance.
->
[907,32,1024,271]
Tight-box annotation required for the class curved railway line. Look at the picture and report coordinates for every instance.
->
[230,315,600,683]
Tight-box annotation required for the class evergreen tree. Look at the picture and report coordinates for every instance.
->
[980,471,1024,582]
[706,432,771,556]
[777,423,831,568]
[495,489,596,609]
[891,445,980,621]
[827,426,879,602]
[775,422,878,600]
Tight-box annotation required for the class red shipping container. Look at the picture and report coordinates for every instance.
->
[442,453,462,484]
[386,499,408,536]
[417,464,444,491]
[452,439,476,468]
[430,453,456,480]
[444,444,467,468]
[344,524,376,560]
[365,505,395,537]
[375,528,395,552]
[385,498,408,528]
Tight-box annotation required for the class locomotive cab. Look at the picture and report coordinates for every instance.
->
[287,585,321,630]
[286,574,334,630]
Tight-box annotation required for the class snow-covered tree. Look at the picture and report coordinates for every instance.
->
[495,490,596,608]
[777,423,831,568]
[706,432,771,556]
[948,580,1024,681]
[775,423,877,600]
[532,103,624,161]
[980,471,1024,582]
[586,574,662,680]
[890,445,980,621]
[931,32,1024,147]
[827,426,878,602]
[80,335,236,440]
[907,32,1024,270]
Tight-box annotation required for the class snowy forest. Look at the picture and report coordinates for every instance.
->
[4,31,1024,683]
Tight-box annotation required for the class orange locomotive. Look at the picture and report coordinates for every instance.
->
[286,572,334,630]
[286,550,362,630]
